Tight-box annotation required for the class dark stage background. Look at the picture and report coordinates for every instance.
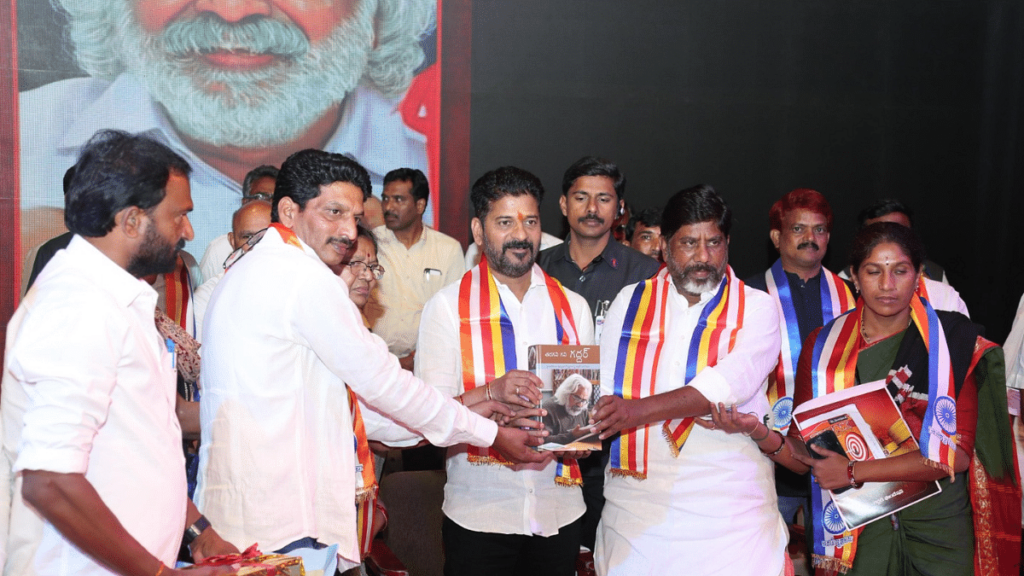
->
[468,1,1024,343]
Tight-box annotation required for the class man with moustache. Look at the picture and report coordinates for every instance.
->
[537,156,659,553]
[590,185,786,575]
[373,168,464,370]
[417,166,594,576]
[197,151,546,572]
[1,130,235,576]
[20,0,436,255]
[743,189,855,530]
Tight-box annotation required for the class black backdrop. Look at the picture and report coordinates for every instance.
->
[468,0,1024,342]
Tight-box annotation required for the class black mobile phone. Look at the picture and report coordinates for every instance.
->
[806,429,851,494]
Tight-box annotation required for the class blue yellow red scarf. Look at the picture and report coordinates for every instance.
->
[457,259,582,486]
[609,266,746,479]
[806,296,957,573]
[765,260,854,433]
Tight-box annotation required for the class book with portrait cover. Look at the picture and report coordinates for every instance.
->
[527,345,601,451]
[792,380,941,530]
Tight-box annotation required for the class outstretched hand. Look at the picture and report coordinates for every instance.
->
[693,403,762,436]
[468,399,515,424]
[492,427,554,465]
[590,395,648,440]
[488,370,544,408]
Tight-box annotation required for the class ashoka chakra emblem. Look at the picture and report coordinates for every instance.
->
[935,396,957,435]
[822,501,847,535]
[772,397,794,429]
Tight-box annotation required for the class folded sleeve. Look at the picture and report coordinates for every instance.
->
[11,300,124,474]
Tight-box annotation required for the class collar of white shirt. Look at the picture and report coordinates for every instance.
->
[63,234,159,309]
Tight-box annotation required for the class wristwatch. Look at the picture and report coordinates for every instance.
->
[183,515,211,546]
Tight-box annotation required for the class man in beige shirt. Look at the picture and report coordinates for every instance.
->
[373,168,464,370]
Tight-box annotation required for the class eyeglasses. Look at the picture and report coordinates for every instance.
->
[347,260,385,280]
[243,192,273,203]
[222,227,269,270]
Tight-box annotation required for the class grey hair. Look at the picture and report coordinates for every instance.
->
[52,0,436,96]
[553,374,590,406]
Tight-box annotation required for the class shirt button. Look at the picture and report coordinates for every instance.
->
[579,275,586,283]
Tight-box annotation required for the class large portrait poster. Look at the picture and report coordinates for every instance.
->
[9,0,469,296]
[2,0,473,351]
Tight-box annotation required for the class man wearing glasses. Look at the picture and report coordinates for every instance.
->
[198,165,279,282]
[192,200,273,342]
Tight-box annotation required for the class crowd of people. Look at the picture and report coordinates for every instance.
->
[2,128,1023,576]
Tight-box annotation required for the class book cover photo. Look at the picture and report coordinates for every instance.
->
[527,345,601,451]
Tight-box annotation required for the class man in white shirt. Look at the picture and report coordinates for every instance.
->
[373,168,464,370]
[193,200,272,342]
[1,130,234,576]
[20,0,435,257]
[197,151,547,572]
[416,166,594,576]
[591,185,787,576]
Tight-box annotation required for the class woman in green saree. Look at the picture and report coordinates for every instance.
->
[706,222,1019,575]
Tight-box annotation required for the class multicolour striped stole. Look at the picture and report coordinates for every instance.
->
[457,259,582,486]
[916,275,930,301]
[765,260,854,433]
[271,223,380,548]
[806,296,957,573]
[350,384,378,558]
[609,266,746,479]
[163,254,196,337]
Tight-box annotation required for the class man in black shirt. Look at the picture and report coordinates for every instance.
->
[537,156,659,552]
[745,189,855,533]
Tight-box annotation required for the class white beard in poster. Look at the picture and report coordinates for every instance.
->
[55,0,436,148]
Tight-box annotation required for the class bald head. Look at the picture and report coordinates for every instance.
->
[230,200,272,251]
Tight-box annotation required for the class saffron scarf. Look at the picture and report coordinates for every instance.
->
[806,296,957,573]
[765,260,854,433]
[271,223,379,554]
[457,259,582,486]
[609,266,746,479]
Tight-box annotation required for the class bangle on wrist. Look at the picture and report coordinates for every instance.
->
[847,460,864,489]
[761,431,786,456]
[155,563,166,576]
[456,395,465,406]
[749,424,771,442]
[485,383,492,402]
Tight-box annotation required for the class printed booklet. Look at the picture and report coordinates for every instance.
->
[792,380,941,530]
[527,345,601,451]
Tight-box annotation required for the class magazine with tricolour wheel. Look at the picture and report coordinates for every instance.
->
[792,380,942,530]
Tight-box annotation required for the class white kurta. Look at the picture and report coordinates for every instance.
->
[415,265,594,536]
[596,275,787,576]
[196,227,496,569]
[1,236,186,576]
